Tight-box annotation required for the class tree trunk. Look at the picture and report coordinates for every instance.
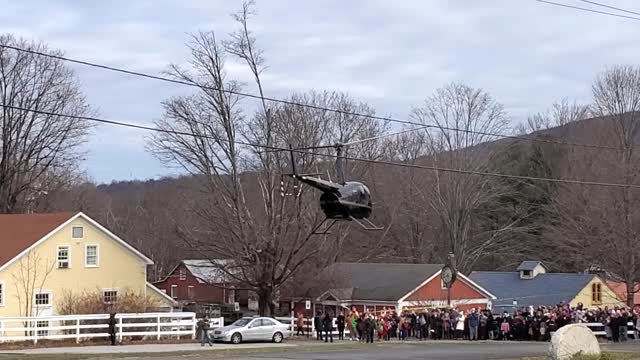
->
[257,287,273,317]
[627,280,635,308]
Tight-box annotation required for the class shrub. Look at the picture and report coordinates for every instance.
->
[57,288,160,315]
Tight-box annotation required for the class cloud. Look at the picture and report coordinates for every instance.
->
[1,0,639,182]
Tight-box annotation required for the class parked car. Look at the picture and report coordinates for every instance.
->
[212,317,289,344]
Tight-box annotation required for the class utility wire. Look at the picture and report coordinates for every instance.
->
[535,0,640,21]
[4,103,640,189]
[341,126,429,147]
[294,126,430,150]
[576,0,640,17]
[0,44,624,152]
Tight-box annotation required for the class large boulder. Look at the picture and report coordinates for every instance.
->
[549,324,601,360]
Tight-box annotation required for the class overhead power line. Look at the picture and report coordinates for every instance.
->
[0,44,624,151]
[3,103,640,189]
[295,126,431,150]
[576,0,640,17]
[535,0,640,21]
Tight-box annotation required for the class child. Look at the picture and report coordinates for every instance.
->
[539,321,547,341]
[500,318,510,340]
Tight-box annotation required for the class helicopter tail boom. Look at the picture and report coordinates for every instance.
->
[288,144,297,176]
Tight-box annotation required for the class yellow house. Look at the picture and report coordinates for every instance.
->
[0,212,176,318]
[469,261,626,312]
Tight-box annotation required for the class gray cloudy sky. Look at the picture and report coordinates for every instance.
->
[1,0,638,183]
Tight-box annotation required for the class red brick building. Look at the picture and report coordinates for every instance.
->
[153,259,240,306]
[289,263,495,316]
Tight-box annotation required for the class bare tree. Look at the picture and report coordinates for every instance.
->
[0,34,93,213]
[518,98,591,134]
[11,249,55,323]
[148,0,390,313]
[547,65,640,306]
[410,83,529,272]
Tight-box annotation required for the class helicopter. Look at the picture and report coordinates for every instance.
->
[285,143,383,234]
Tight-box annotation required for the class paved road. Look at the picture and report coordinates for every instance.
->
[222,341,639,360]
[2,340,638,360]
[226,342,550,360]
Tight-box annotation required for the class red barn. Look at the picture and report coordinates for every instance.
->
[153,259,241,306]
[290,263,495,316]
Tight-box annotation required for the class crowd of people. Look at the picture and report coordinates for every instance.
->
[295,303,640,343]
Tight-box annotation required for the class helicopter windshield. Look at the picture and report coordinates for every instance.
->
[342,182,370,205]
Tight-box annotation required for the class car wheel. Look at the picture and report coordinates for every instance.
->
[231,333,242,344]
[272,332,283,343]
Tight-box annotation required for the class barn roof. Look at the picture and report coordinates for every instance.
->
[469,271,595,309]
[320,262,443,302]
[0,212,74,267]
[183,259,236,284]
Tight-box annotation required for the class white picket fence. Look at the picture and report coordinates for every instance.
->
[585,321,637,338]
[0,312,219,344]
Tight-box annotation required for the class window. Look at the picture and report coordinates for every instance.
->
[34,292,51,307]
[179,268,186,281]
[170,285,178,299]
[72,226,84,239]
[261,319,276,326]
[522,270,532,277]
[592,283,602,303]
[57,246,70,269]
[187,286,194,299]
[103,290,118,304]
[0,282,4,306]
[249,319,261,328]
[37,321,49,337]
[85,245,98,267]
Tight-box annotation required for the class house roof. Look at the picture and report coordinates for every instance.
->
[0,212,75,266]
[0,212,153,270]
[320,262,444,302]
[516,261,547,272]
[469,271,595,309]
[183,259,236,284]
[607,281,640,305]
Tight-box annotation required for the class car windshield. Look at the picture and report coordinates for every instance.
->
[231,318,252,327]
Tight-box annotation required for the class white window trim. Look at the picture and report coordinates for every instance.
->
[0,280,5,307]
[187,285,194,299]
[57,245,71,269]
[36,320,49,337]
[102,288,119,304]
[33,291,52,307]
[170,285,178,299]
[72,225,84,239]
[85,244,100,268]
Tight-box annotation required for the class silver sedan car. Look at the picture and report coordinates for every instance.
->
[212,317,290,344]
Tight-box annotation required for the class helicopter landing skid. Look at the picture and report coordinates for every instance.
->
[311,218,337,235]
[350,216,384,231]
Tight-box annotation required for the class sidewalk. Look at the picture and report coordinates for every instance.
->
[0,342,297,355]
